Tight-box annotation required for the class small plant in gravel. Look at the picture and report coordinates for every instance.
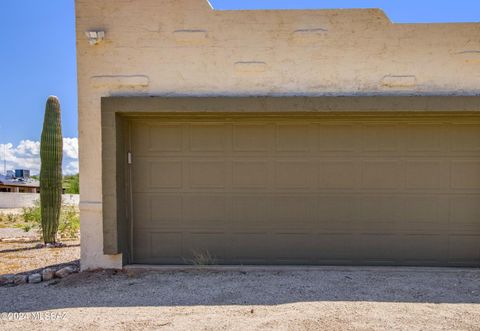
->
[189,250,217,265]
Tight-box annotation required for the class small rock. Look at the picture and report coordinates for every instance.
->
[0,274,15,286]
[46,242,66,248]
[28,273,42,284]
[42,268,55,281]
[13,275,28,285]
[55,266,74,278]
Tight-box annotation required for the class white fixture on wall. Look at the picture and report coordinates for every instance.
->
[85,31,105,45]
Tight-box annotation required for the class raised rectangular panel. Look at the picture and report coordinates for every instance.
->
[451,161,480,189]
[450,195,480,225]
[319,161,358,189]
[133,194,150,224]
[150,161,183,188]
[230,233,274,259]
[448,235,480,261]
[318,125,360,151]
[357,234,399,260]
[189,161,226,188]
[133,230,151,260]
[318,196,356,222]
[271,196,316,224]
[357,195,402,223]
[402,196,442,223]
[275,161,311,189]
[276,124,310,152]
[315,234,356,260]
[233,124,271,151]
[363,125,399,152]
[150,195,183,227]
[272,234,317,259]
[232,196,270,225]
[182,195,227,226]
[184,233,228,260]
[362,161,402,189]
[398,235,445,261]
[405,161,448,189]
[150,233,183,258]
[148,124,183,152]
[451,125,480,151]
[232,161,268,188]
[189,124,226,151]
[404,125,443,152]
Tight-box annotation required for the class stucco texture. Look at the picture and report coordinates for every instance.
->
[75,0,480,270]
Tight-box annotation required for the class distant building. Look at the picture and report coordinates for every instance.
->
[0,169,39,193]
[0,175,40,193]
[15,169,30,179]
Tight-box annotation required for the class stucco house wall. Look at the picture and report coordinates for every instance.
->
[75,0,480,270]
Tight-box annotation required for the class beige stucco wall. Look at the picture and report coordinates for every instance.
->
[75,0,480,270]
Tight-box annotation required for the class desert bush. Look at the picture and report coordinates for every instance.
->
[18,201,79,239]
[189,250,216,265]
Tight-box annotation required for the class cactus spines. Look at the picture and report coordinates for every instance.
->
[40,96,63,244]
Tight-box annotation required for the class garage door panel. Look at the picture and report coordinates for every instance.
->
[405,161,450,189]
[232,161,269,189]
[450,195,480,227]
[189,124,227,152]
[450,125,480,152]
[271,196,316,224]
[230,233,276,261]
[182,195,228,227]
[404,124,445,152]
[362,125,399,152]
[356,234,400,262]
[319,161,360,189]
[233,124,272,151]
[232,196,270,225]
[276,124,311,152]
[397,235,446,263]
[130,116,480,266]
[132,159,183,191]
[448,235,480,262]
[274,161,312,189]
[188,160,227,189]
[451,161,480,189]
[317,125,361,152]
[182,233,230,262]
[361,161,403,189]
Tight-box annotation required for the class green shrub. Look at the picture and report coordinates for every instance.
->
[22,202,41,224]
[58,205,80,239]
[19,201,79,239]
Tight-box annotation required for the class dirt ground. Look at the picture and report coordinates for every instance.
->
[0,266,479,330]
[0,240,80,275]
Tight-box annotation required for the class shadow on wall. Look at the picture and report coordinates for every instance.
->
[1,268,479,312]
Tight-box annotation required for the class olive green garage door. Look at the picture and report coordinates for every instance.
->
[129,115,480,266]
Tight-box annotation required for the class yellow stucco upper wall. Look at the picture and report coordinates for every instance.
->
[76,0,480,96]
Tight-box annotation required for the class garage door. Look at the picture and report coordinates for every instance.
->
[129,115,480,266]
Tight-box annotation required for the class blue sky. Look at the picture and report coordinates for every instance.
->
[0,0,479,174]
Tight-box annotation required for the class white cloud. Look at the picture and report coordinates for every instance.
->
[0,138,79,175]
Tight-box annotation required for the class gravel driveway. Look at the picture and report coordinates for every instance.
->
[0,267,479,330]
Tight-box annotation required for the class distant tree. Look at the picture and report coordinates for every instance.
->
[63,174,79,194]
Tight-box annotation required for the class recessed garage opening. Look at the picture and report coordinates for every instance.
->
[124,113,480,267]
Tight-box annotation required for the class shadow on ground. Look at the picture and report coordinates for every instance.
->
[1,267,479,312]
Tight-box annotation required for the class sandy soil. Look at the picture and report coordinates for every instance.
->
[0,240,79,275]
[0,267,479,330]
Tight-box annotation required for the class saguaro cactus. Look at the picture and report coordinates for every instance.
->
[40,96,63,244]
